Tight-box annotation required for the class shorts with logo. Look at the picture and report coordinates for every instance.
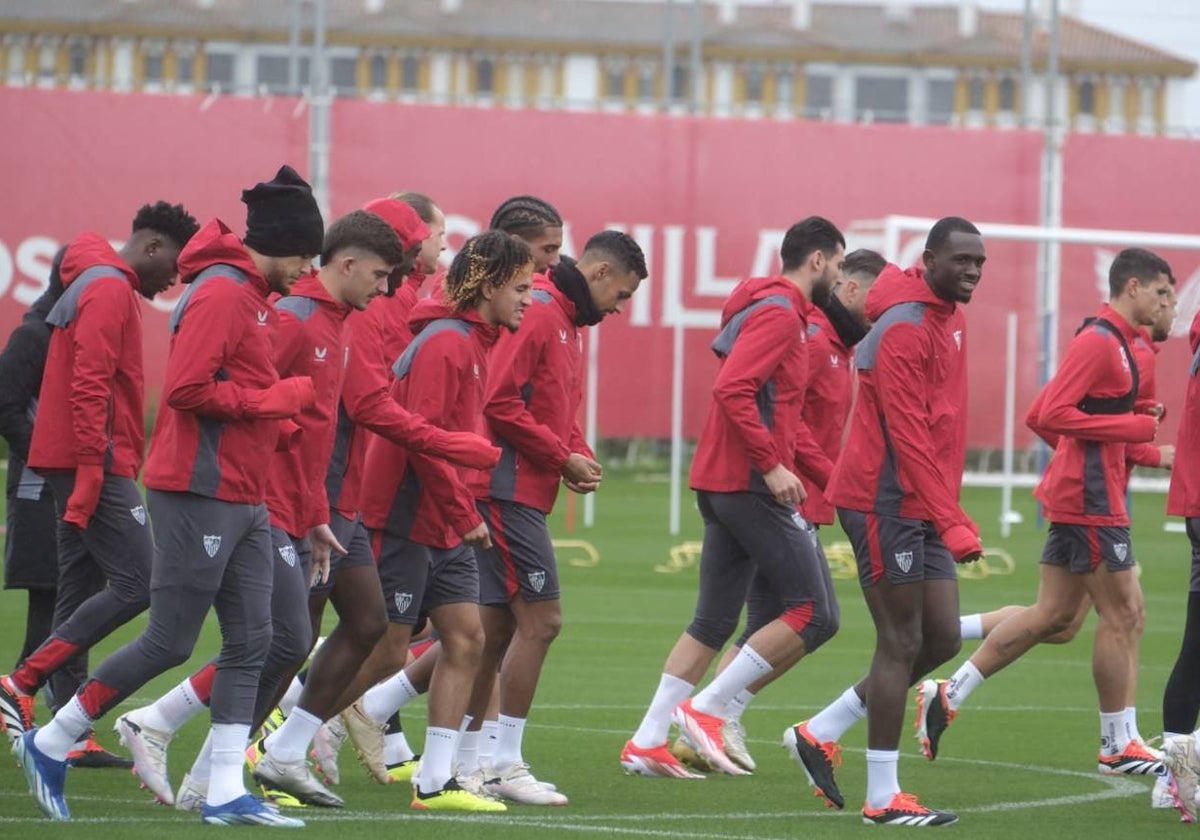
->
[311,511,376,594]
[1041,522,1135,574]
[476,499,559,605]
[838,509,957,587]
[736,533,837,647]
[373,530,480,625]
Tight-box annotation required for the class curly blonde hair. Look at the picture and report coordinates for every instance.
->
[444,231,534,310]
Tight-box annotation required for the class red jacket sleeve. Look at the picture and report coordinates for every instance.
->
[1023,389,1061,449]
[403,334,483,536]
[69,278,128,466]
[164,281,277,420]
[711,305,799,475]
[484,322,572,472]
[873,322,971,535]
[792,418,834,490]
[1126,442,1162,468]
[341,313,460,456]
[1033,330,1158,443]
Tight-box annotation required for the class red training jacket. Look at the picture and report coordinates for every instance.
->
[1028,304,1157,526]
[143,218,299,504]
[359,296,497,548]
[1125,328,1163,471]
[1169,309,1200,517]
[266,272,350,536]
[28,233,146,478]
[689,276,833,496]
[470,280,593,514]
[826,265,971,535]
[798,306,853,525]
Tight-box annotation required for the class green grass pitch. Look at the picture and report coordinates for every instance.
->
[0,473,1192,838]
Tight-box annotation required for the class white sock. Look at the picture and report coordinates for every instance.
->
[417,727,457,793]
[278,677,304,718]
[190,731,214,782]
[34,696,93,761]
[959,614,984,641]
[385,727,415,764]
[141,679,206,734]
[263,706,321,763]
[1100,711,1125,755]
[206,723,250,808]
[479,720,499,765]
[631,673,694,749]
[944,661,985,711]
[493,714,526,771]
[362,672,419,723]
[807,686,867,743]
[725,689,756,723]
[1120,707,1142,747]
[457,727,481,775]
[865,749,901,810]
[693,645,771,716]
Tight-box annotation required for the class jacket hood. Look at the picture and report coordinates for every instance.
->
[408,293,496,343]
[25,246,67,323]
[60,232,138,292]
[289,270,349,315]
[720,276,805,327]
[177,218,266,292]
[865,265,954,323]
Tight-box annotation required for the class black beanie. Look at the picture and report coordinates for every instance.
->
[241,165,324,258]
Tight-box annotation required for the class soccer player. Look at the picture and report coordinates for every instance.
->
[489,194,563,273]
[0,201,199,752]
[620,217,843,780]
[915,248,1172,788]
[356,230,534,812]
[785,217,985,826]
[676,248,885,774]
[12,165,321,826]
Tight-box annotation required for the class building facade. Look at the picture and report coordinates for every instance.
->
[1,0,1194,135]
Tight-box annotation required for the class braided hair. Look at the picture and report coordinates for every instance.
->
[444,230,533,311]
[488,195,562,241]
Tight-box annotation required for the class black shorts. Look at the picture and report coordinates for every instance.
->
[476,499,559,605]
[1188,518,1200,593]
[373,530,479,625]
[838,509,957,587]
[1041,523,1135,574]
[312,511,376,594]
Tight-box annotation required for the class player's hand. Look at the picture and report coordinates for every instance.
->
[462,521,492,550]
[562,453,602,487]
[942,523,983,564]
[308,523,346,586]
[763,463,805,507]
[564,478,600,494]
[1159,444,1176,470]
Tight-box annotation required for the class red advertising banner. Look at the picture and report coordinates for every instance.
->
[1,88,1197,449]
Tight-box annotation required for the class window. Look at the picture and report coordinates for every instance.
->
[637,66,654,100]
[144,52,163,84]
[177,52,193,84]
[370,54,386,89]
[999,76,1016,112]
[401,55,419,90]
[805,74,833,116]
[604,64,625,99]
[927,78,956,124]
[777,70,793,109]
[256,55,288,91]
[855,75,908,122]
[1077,79,1095,116]
[205,51,234,88]
[670,63,688,101]
[968,76,985,110]
[475,58,494,94]
[330,57,357,95]
[744,66,764,103]
[68,41,86,77]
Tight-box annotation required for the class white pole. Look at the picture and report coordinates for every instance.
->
[669,315,685,535]
[882,215,903,264]
[583,324,599,528]
[1001,311,1018,538]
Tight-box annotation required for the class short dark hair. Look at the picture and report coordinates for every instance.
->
[444,230,533,310]
[925,216,981,252]
[843,248,887,282]
[780,216,845,272]
[488,195,562,241]
[1108,247,1172,297]
[131,201,199,248]
[392,191,439,225]
[582,230,648,280]
[320,209,406,267]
